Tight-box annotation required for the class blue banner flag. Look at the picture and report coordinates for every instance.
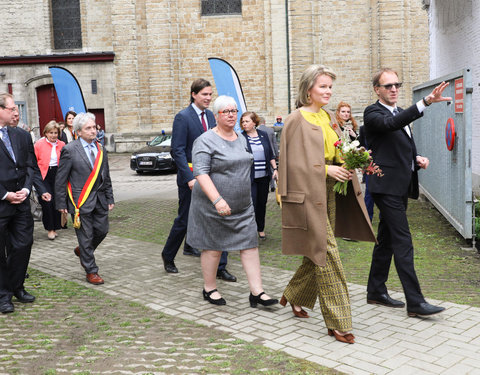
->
[208,58,247,132]
[49,66,87,119]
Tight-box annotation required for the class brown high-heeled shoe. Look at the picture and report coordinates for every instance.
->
[279,295,309,318]
[327,329,355,344]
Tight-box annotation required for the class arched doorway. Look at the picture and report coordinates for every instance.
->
[36,84,105,134]
[36,84,63,134]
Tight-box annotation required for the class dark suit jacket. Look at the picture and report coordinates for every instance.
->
[0,126,46,217]
[363,100,423,198]
[171,105,216,186]
[55,139,114,214]
[59,130,68,144]
[242,129,275,182]
[257,124,278,158]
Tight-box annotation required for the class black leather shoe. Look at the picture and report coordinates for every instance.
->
[249,292,278,308]
[0,301,14,314]
[216,269,237,282]
[14,289,35,303]
[162,254,178,273]
[407,302,445,317]
[367,293,405,308]
[183,247,201,257]
[203,289,226,305]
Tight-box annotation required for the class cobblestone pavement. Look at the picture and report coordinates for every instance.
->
[28,225,480,375]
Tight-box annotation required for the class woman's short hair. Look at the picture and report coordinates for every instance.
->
[64,110,77,123]
[212,96,237,115]
[335,101,358,131]
[295,65,336,108]
[240,111,260,129]
[43,120,59,136]
[73,112,96,133]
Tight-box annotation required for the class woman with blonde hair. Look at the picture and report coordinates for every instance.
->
[278,65,375,343]
[335,101,358,140]
[34,120,66,239]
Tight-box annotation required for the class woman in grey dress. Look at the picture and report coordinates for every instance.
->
[187,96,278,308]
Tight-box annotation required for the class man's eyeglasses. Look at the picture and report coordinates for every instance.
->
[377,83,403,90]
[220,109,239,115]
[0,105,17,112]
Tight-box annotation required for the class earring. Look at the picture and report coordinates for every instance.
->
[307,93,311,102]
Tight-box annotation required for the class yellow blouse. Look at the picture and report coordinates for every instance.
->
[300,109,342,174]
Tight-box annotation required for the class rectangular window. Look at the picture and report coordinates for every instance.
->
[201,0,242,16]
[52,0,82,50]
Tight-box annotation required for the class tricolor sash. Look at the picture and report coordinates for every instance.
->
[67,142,103,229]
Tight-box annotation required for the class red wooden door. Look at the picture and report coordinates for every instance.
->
[90,108,105,130]
[36,84,63,134]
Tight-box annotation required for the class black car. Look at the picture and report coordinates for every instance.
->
[130,134,177,173]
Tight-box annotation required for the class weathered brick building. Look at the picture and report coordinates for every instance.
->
[0,0,428,151]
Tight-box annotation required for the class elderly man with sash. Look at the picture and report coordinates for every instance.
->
[55,112,114,285]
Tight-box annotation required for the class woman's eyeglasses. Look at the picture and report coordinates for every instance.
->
[220,109,239,115]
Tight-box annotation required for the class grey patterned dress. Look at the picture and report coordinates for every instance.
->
[187,130,258,251]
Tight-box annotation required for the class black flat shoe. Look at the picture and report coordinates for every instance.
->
[407,302,445,317]
[183,247,201,257]
[249,292,278,308]
[0,301,14,314]
[162,254,178,273]
[14,289,35,303]
[367,293,405,308]
[216,269,237,282]
[203,289,226,305]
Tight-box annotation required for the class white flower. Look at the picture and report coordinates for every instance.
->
[351,140,360,148]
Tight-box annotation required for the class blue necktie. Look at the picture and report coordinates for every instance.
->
[392,108,399,116]
[0,127,16,163]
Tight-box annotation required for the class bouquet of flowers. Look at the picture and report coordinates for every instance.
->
[332,128,383,195]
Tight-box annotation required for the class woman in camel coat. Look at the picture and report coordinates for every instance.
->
[278,64,375,344]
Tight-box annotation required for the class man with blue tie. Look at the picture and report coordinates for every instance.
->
[162,79,236,281]
[363,68,450,317]
[55,112,114,285]
[0,93,50,313]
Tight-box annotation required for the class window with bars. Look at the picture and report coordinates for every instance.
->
[52,0,82,50]
[201,0,242,16]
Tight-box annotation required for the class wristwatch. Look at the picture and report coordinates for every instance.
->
[422,96,432,106]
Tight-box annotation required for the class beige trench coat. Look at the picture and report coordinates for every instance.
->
[278,109,376,266]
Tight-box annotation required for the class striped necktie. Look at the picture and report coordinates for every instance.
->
[89,144,96,167]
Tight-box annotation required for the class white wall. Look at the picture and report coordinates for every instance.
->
[428,0,480,193]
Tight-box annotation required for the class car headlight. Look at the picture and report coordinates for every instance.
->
[131,154,137,160]
[157,153,171,160]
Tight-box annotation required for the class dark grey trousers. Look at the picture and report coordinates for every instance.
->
[75,201,109,274]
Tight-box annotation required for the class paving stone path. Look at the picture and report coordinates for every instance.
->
[29,225,480,375]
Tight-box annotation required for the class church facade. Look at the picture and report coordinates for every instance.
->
[0,0,428,151]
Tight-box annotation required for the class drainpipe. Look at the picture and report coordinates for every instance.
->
[285,0,291,112]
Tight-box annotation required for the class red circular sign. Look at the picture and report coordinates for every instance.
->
[445,118,455,151]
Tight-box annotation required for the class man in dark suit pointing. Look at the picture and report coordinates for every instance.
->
[162,79,235,281]
[363,68,450,317]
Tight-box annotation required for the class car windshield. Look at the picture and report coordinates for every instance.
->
[149,135,172,146]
